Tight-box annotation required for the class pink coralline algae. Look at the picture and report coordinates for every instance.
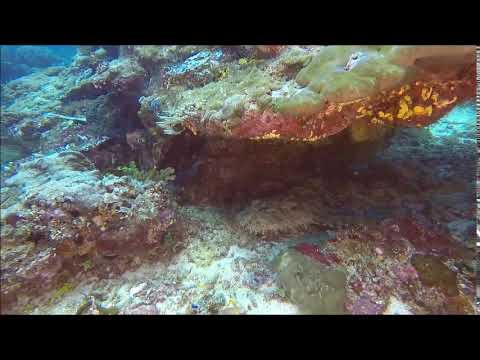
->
[158,208,175,224]
[396,218,460,257]
[230,110,352,141]
[347,295,385,315]
[391,263,419,283]
[294,243,341,266]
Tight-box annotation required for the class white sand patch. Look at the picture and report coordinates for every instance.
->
[383,296,413,315]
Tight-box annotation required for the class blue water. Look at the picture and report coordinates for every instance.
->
[1,45,77,83]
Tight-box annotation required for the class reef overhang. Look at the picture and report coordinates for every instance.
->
[139,45,475,145]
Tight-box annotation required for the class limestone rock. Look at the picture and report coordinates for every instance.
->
[411,254,459,297]
[273,249,347,314]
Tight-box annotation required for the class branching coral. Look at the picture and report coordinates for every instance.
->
[154,111,186,135]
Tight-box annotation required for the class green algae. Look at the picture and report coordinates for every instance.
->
[411,255,459,297]
[50,282,75,304]
[75,297,119,315]
[22,303,35,314]
[116,162,175,183]
[81,259,94,272]
[75,296,92,315]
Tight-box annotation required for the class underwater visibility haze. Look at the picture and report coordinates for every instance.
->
[0,45,477,315]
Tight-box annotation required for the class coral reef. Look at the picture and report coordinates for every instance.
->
[0,50,146,166]
[64,57,146,100]
[0,151,177,311]
[0,45,476,315]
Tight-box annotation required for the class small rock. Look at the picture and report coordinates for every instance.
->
[219,306,243,315]
[129,283,147,297]
[124,304,158,315]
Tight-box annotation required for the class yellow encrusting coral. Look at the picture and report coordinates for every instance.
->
[421,87,433,101]
[348,79,467,128]
[413,105,433,116]
[251,130,281,141]
[377,111,394,121]
[397,99,413,120]
[434,96,458,109]
[356,106,373,119]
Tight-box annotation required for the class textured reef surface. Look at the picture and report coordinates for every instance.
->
[0,45,477,314]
